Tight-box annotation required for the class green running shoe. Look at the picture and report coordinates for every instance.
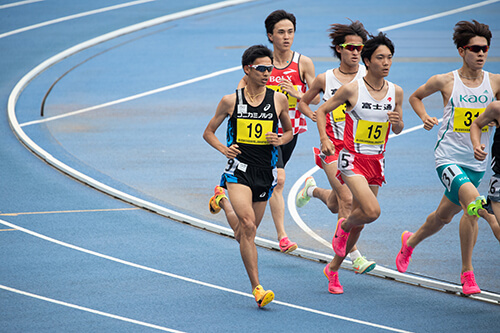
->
[296,176,316,208]
[352,256,376,274]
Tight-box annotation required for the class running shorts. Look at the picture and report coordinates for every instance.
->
[336,149,385,186]
[313,137,344,169]
[436,164,484,206]
[220,158,277,202]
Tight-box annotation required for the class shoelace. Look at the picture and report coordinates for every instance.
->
[400,247,413,264]
[463,274,476,286]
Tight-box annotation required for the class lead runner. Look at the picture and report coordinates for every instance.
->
[203,45,293,307]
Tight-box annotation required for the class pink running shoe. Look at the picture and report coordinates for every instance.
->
[323,264,343,294]
[279,237,298,253]
[461,271,481,295]
[332,218,350,257]
[396,231,414,273]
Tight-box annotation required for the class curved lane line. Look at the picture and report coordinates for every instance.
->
[20,66,241,127]
[7,0,500,305]
[0,0,156,39]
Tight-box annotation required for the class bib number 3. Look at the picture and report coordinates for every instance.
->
[441,165,462,192]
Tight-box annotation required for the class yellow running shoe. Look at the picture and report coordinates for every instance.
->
[467,195,486,217]
[209,186,227,214]
[253,285,274,308]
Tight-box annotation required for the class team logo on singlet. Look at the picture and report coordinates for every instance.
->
[361,102,392,111]
[459,94,489,103]
[283,69,297,75]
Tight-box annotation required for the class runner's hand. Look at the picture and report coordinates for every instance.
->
[474,143,488,161]
[225,144,241,159]
[422,115,439,131]
[320,138,335,156]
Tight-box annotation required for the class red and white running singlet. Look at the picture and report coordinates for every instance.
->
[343,78,395,156]
[266,52,307,135]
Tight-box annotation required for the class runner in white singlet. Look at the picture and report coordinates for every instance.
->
[296,21,376,294]
[314,32,404,294]
[396,20,500,295]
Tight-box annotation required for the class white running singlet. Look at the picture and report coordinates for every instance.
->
[434,70,494,171]
[323,65,366,141]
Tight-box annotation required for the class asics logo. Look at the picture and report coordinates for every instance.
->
[264,104,271,111]
[259,192,266,198]
[283,69,297,75]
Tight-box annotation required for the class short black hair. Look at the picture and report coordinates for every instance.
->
[242,44,273,68]
[361,32,395,66]
[265,10,296,43]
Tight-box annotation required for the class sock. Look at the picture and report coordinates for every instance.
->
[349,250,361,261]
[306,185,317,198]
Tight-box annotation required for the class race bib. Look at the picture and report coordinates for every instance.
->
[354,120,389,145]
[441,164,462,192]
[236,119,273,145]
[453,107,488,133]
[488,175,500,201]
[331,103,346,123]
[267,84,298,109]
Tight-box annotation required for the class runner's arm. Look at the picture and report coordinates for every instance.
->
[203,94,241,159]
[409,75,443,131]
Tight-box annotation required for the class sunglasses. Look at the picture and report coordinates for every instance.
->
[340,43,364,52]
[463,45,489,53]
[248,64,274,72]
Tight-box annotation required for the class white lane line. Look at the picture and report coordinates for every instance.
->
[292,0,497,252]
[0,0,155,39]
[288,120,444,250]
[19,0,499,126]
[7,0,499,306]
[288,164,327,247]
[0,219,413,333]
[0,0,43,10]
[290,0,500,297]
[378,0,500,32]
[0,284,186,333]
[20,66,241,127]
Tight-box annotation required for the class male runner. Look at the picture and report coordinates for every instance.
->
[210,10,318,254]
[396,20,500,295]
[316,32,404,293]
[470,100,500,242]
[203,45,292,307]
[296,20,376,281]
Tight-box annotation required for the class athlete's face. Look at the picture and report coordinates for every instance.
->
[365,45,393,78]
[459,36,488,71]
[245,56,273,86]
[337,34,364,67]
[268,19,295,51]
